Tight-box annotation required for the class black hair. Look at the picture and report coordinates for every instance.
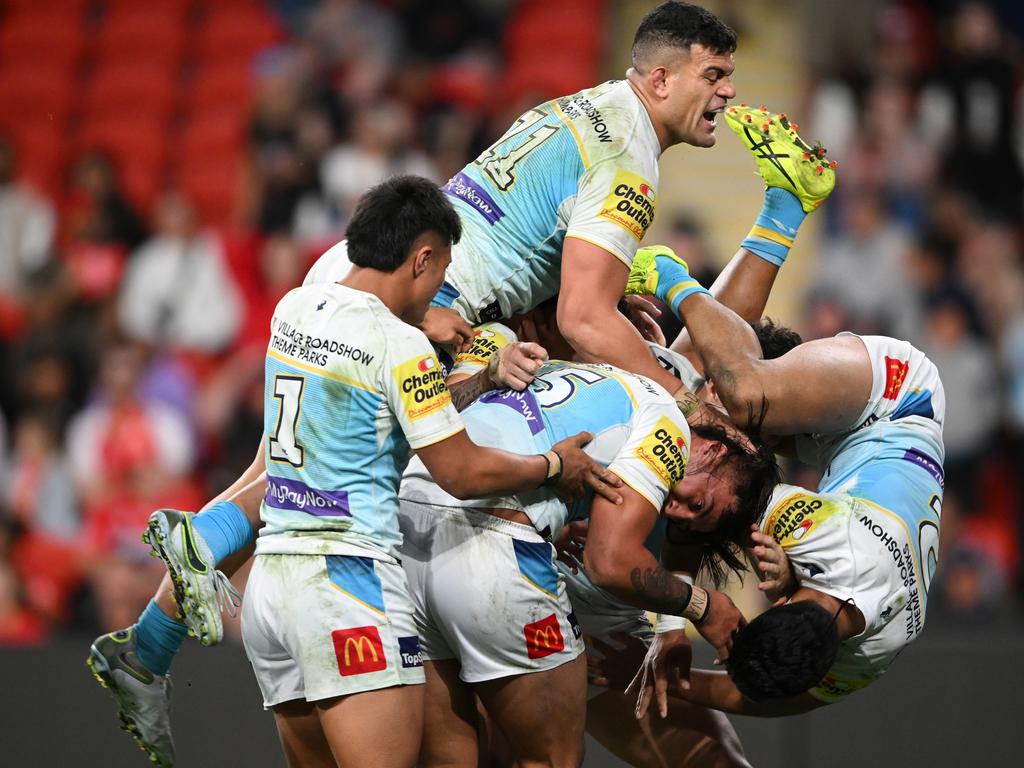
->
[751,318,801,361]
[672,422,780,586]
[727,601,840,700]
[346,175,462,272]
[632,2,737,69]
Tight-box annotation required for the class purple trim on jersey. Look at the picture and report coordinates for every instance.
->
[444,172,505,225]
[265,476,352,516]
[478,389,544,435]
[901,448,944,489]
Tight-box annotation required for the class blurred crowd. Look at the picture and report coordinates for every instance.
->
[2,0,1023,646]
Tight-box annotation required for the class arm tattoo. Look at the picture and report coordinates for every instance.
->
[449,370,491,412]
[674,390,702,419]
[629,565,693,615]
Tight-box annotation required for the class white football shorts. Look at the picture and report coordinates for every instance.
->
[399,500,584,683]
[242,553,424,707]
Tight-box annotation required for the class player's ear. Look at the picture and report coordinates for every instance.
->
[411,245,432,277]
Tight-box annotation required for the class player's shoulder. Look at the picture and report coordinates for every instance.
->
[557,81,658,165]
[761,484,855,548]
[303,239,352,286]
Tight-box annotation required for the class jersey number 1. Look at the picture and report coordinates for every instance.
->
[269,374,305,467]
[477,109,560,192]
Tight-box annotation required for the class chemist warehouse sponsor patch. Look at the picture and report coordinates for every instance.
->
[633,416,688,487]
[598,170,656,241]
[393,354,451,421]
[764,492,839,546]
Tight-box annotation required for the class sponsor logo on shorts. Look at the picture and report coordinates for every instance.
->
[901,448,945,489]
[566,611,582,640]
[398,635,423,668]
[444,171,505,225]
[265,476,351,517]
[454,326,511,369]
[632,416,688,487]
[813,673,872,700]
[524,614,565,659]
[883,356,909,400]
[332,626,387,676]
[598,170,656,241]
[764,492,837,546]
[478,388,544,435]
[393,354,451,421]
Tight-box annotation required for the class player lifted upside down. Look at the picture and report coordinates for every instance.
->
[87,177,624,767]
[623,166,944,716]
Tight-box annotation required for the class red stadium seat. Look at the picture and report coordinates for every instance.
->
[0,67,75,124]
[78,115,170,169]
[0,121,65,194]
[186,61,256,114]
[196,8,282,66]
[176,157,242,226]
[3,0,90,13]
[179,108,247,159]
[96,8,187,70]
[82,65,179,123]
[0,16,85,71]
[506,8,604,64]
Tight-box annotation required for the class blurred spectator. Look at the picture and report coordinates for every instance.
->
[920,292,998,512]
[320,100,437,223]
[5,412,79,541]
[0,560,45,646]
[811,189,912,331]
[117,191,242,354]
[0,136,56,338]
[920,2,1024,217]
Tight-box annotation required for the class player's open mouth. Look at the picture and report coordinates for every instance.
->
[703,110,719,129]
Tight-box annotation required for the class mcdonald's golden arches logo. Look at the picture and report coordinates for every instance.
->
[332,626,387,676]
[524,614,565,659]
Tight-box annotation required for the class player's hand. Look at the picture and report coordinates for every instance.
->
[551,432,623,505]
[420,307,473,352]
[626,629,693,719]
[587,631,650,691]
[553,519,589,573]
[622,295,666,345]
[750,525,798,602]
[488,341,548,390]
[694,588,746,663]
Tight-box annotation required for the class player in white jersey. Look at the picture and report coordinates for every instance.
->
[304,2,747,401]
[87,177,622,767]
[624,249,945,717]
[398,317,779,767]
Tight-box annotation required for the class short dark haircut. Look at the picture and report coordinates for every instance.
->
[727,601,840,700]
[346,175,462,272]
[632,2,737,69]
[751,318,801,361]
[673,422,780,586]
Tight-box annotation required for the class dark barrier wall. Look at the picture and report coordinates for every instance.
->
[2,624,1018,766]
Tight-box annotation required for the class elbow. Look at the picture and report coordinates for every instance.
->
[716,379,769,429]
[435,474,473,500]
[583,547,621,591]
[556,304,602,357]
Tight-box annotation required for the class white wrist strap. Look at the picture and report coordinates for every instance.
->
[654,574,694,634]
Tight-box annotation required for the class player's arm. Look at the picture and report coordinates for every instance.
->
[558,237,690,397]
[583,483,744,661]
[679,669,828,716]
[414,429,622,504]
[446,341,548,408]
[678,292,873,435]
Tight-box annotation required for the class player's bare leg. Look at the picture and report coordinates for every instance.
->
[419,659,480,766]
[273,698,336,768]
[475,654,587,768]
[587,691,750,768]
[317,685,425,768]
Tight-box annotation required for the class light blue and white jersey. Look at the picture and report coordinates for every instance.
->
[257,283,465,560]
[401,360,689,538]
[304,80,662,323]
[798,334,946,504]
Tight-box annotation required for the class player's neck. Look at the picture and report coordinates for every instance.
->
[339,267,415,320]
[626,75,672,153]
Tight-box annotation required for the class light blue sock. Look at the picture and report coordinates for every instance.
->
[191,500,254,565]
[134,599,187,676]
[740,187,807,266]
[651,256,710,319]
